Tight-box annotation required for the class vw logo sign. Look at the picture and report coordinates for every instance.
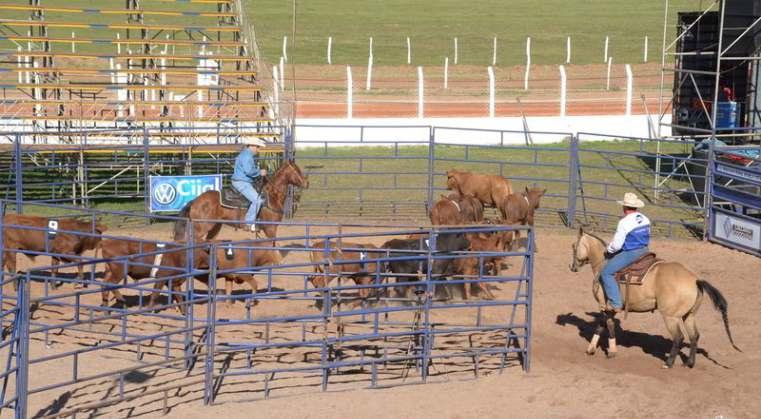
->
[153,182,177,205]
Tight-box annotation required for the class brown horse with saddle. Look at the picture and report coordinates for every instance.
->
[173,159,308,243]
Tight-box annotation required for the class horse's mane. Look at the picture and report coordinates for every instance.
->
[583,231,608,247]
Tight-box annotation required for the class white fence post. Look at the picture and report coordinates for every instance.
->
[488,66,495,117]
[366,53,373,90]
[644,36,648,63]
[327,36,333,64]
[625,64,633,116]
[282,35,288,62]
[559,65,567,117]
[417,66,424,118]
[346,65,353,119]
[444,57,449,89]
[369,37,373,59]
[273,65,280,117]
[492,36,497,66]
[603,36,609,63]
[524,37,531,90]
[116,32,121,54]
[407,37,411,64]
[71,32,76,53]
[606,57,613,91]
[454,37,458,65]
[566,36,571,63]
[279,56,285,91]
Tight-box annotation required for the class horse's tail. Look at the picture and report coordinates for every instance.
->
[697,279,742,352]
[173,201,192,242]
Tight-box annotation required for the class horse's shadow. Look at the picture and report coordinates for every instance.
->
[555,312,729,368]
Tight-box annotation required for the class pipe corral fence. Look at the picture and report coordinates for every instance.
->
[0,200,533,417]
[1,125,716,237]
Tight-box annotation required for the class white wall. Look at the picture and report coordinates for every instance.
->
[294,114,670,147]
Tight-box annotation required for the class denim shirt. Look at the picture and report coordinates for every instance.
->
[231,148,260,182]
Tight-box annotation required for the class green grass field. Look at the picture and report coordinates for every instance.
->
[248,0,699,66]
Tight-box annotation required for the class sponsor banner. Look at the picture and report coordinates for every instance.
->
[713,211,761,252]
[149,175,222,212]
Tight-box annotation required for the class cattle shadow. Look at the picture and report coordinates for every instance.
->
[555,312,729,368]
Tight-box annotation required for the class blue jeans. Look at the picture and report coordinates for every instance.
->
[231,180,262,225]
[600,247,648,309]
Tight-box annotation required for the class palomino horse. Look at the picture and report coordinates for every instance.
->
[569,228,740,368]
[173,159,308,242]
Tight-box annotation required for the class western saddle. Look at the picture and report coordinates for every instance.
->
[615,252,662,318]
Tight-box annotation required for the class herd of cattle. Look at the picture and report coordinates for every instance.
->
[1,169,544,311]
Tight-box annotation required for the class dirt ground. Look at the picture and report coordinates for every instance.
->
[6,223,761,418]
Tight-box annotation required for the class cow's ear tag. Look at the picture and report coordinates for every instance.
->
[47,220,59,237]
[156,242,166,249]
[225,245,235,260]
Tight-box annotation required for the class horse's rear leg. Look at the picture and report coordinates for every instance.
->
[662,316,684,368]
[587,315,606,355]
[605,313,618,358]
[683,312,700,368]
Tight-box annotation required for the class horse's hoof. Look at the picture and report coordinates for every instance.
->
[662,363,672,369]
[606,351,617,359]
[585,349,596,356]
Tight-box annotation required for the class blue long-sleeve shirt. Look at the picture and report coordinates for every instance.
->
[231,148,261,182]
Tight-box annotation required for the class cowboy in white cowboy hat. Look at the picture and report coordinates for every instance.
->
[231,138,268,232]
[600,192,651,312]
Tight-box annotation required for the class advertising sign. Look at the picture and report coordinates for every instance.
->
[149,175,222,212]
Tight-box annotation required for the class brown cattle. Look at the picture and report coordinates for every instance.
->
[500,186,546,249]
[307,240,381,300]
[446,169,513,215]
[454,232,506,300]
[2,214,106,285]
[211,242,282,306]
[429,193,484,225]
[99,239,205,311]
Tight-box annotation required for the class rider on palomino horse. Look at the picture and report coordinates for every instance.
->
[601,192,650,313]
[231,139,268,232]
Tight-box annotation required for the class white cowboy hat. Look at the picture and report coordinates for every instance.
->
[617,192,645,208]
[244,137,266,147]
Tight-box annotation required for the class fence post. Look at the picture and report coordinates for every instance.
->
[443,57,449,89]
[282,35,288,62]
[643,35,648,63]
[603,35,609,63]
[426,127,435,211]
[143,129,150,216]
[702,141,716,240]
[606,57,613,91]
[487,66,495,117]
[346,66,353,119]
[566,135,579,228]
[421,230,436,382]
[417,66,424,118]
[14,134,22,214]
[366,53,373,91]
[279,57,285,91]
[492,36,497,66]
[566,36,571,63]
[204,243,217,404]
[453,37,458,65]
[559,65,567,117]
[625,64,633,116]
[407,36,411,64]
[327,36,332,64]
[16,273,31,419]
[524,37,531,90]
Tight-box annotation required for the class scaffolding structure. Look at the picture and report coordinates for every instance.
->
[0,0,286,145]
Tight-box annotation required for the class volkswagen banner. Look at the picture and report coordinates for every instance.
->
[149,175,222,212]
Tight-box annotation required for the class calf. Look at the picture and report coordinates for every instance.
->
[429,193,485,226]
[211,242,282,306]
[100,238,205,312]
[3,214,106,286]
[499,186,546,249]
[454,232,506,300]
[381,231,470,300]
[307,240,381,300]
[446,169,513,211]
